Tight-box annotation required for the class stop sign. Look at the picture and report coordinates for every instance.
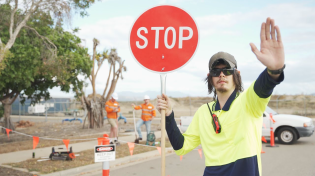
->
[130,5,198,73]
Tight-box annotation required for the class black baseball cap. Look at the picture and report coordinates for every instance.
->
[209,52,237,69]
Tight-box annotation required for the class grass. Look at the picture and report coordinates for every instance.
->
[0,134,127,154]
[5,138,172,174]
[0,120,129,154]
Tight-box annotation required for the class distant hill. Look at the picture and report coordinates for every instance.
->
[117,90,189,101]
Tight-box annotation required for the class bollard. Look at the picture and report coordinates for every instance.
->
[270,127,275,146]
[102,134,110,176]
[266,127,278,147]
[266,113,279,147]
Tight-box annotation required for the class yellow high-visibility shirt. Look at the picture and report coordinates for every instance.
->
[175,82,269,176]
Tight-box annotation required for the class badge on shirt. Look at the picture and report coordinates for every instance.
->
[114,103,118,106]
[148,106,152,109]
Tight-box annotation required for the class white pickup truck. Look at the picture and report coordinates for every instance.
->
[180,106,314,145]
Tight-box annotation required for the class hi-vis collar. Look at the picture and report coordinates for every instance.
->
[214,89,239,111]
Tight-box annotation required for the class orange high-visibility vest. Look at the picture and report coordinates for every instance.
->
[105,100,120,119]
[134,103,156,121]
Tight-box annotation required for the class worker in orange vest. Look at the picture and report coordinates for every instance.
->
[105,93,120,143]
[132,95,156,141]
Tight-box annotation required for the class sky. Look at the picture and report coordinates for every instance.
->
[50,0,315,99]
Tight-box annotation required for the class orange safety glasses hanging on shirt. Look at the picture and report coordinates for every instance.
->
[207,103,221,134]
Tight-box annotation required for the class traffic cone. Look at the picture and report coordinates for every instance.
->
[262,136,267,143]
[261,147,265,153]
[266,127,279,147]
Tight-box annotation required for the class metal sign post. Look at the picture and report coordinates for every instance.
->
[133,110,138,140]
[95,137,115,176]
[160,74,166,175]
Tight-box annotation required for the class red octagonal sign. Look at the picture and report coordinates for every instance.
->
[130,5,198,73]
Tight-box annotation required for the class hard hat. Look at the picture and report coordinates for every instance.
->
[144,95,150,100]
[111,93,118,100]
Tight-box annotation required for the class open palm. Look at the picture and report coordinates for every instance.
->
[250,17,285,70]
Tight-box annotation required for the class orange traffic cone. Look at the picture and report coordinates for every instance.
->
[262,136,267,143]
[261,147,265,154]
[266,127,279,147]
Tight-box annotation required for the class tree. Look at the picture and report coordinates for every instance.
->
[0,0,95,69]
[79,38,126,129]
[0,104,3,120]
[0,6,92,131]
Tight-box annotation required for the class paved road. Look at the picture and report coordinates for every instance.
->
[105,150,204,176]
[106,128,315,176]
[261,131,315,176]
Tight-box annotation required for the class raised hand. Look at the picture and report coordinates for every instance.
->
[250,17,285,71]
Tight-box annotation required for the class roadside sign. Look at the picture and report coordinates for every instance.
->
[28,104,45,114]
[130,5,198,73]
[94,145,116,162]
[130,5,198,176]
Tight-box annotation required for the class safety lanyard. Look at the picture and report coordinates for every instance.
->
[207,102,221,134]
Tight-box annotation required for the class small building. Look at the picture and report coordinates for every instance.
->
[11,97,74,116]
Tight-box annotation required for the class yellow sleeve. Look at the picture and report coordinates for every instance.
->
[242,82,270,118]
[175,108,201,156]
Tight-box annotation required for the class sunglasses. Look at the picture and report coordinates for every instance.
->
[209,68,235,77]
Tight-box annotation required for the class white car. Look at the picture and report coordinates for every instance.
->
[179,116,193,133]
[180,106,314,145]
[262,106,314,144]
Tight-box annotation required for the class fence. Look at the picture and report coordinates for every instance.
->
[268,95,315,117]
[134,95,315,118]
[118,98,213,118]
[9,95,315,119]
[11,100,85,117]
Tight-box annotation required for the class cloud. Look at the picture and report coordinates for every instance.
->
[196,14,242,36]
[77,16,135,50]
[196,3,315,37]
[159,0,204,4]
[285,31,315,43]
[283,54,315,83]
[257,3,315,29]
[55,2,315,98]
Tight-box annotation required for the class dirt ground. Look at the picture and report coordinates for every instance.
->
[0,120,163,175]
[0,120,161,154]
[0,166,34,176]
[5,138,171,174]
[118,95,315,118]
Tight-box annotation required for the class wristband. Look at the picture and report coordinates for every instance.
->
[267,64,285,75]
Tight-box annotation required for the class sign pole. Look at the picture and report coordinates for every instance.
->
[102,138,110,176]
[133,110,138,139]
[160,73,166,176]
[129,5,199,176]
